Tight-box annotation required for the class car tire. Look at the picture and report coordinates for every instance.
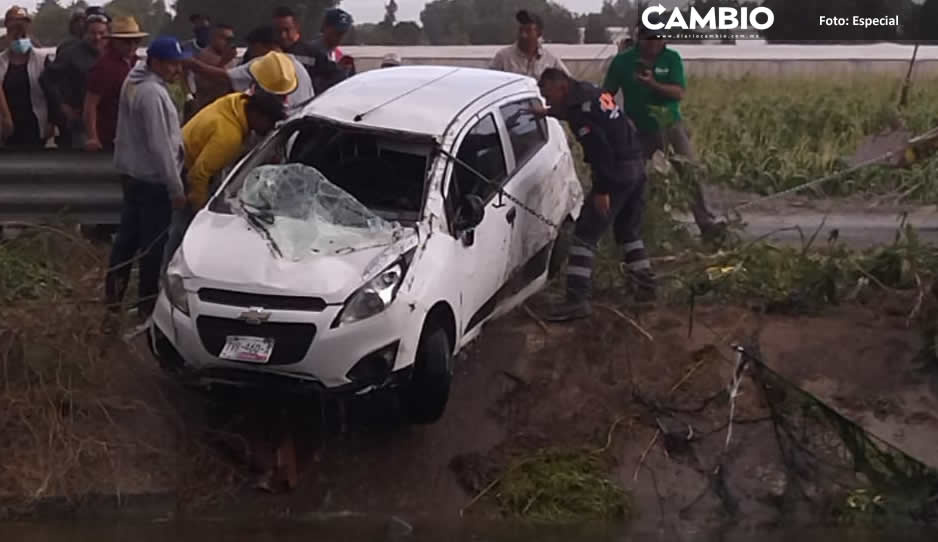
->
[401,325,452,425]
[548,218,575,279]
[148,326,184,374]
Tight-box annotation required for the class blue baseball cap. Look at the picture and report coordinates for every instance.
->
[324,8,353,31]
[147,36,191,61]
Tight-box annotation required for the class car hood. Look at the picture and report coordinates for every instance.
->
[180,211,418,302]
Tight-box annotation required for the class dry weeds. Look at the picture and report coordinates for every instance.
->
[0,227,238,513]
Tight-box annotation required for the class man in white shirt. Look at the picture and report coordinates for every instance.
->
[186,26,314,113]
[490,10,569,80]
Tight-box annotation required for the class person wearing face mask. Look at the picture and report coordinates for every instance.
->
[0,7,52,147]
[40,7,110,149]
[0,10,42,52]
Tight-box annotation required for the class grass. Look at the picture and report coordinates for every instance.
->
[0,230,148,504]
[573,157,938,326]
[0,246,58,303]
[493,449,629,522]
[589,201,938,316]
[683,75,938,200]
[0,229,238,513]
[0,234,71,303]
[680,227,938,314]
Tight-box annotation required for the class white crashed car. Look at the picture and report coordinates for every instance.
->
[150,66,583,423]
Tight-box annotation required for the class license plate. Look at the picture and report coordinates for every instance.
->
[220,336,275,364]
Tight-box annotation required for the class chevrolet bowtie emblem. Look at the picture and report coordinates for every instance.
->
[238,307,271,325]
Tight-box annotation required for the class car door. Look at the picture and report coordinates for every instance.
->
[445,112,514,337]
[496,97,554,293]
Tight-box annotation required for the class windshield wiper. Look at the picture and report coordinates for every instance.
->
[239,200,283,258]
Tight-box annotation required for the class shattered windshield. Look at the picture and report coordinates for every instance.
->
[236,163,404,261]
[214,119,431,218]
[208,119,435,260]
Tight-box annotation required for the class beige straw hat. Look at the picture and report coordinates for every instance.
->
[109,16,149,39]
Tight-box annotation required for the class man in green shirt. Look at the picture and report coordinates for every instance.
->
[603,26,719,238]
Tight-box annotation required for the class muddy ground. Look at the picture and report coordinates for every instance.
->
[5,286,936,534]
[4,190,938,530]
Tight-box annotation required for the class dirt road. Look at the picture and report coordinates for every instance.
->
[727,209,938,247]
[682,189,938,247]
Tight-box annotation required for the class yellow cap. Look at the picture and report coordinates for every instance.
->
[248,51,298,96]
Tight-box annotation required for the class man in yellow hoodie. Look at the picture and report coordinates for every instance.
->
[163,89,286,264]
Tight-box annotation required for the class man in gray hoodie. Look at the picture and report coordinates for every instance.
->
[106,36,190,320]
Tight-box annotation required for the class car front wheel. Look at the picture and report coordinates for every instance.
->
[400,325,452,424]
[148,325,186,374]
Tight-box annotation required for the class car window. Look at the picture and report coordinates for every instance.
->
[451,114,507,202]
[499,99,548,170]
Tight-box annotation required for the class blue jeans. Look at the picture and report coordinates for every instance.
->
[105,177,171,317]
[637,120,716,229]
[163,205,195,270]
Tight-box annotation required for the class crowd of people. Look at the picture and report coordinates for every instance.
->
[0,5,357,151]
[0,4,716,323]
[0,3,356,322]
[99,6,357,321]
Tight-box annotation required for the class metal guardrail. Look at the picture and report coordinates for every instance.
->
[0,150,123,225]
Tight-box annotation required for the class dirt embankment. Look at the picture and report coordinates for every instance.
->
[5,265,937,532]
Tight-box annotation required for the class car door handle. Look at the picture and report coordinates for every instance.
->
[506,207,517,225]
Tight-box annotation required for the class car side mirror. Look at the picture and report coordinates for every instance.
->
[454,194,485,232]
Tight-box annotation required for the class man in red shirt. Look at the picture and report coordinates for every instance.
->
[84,16,147,151]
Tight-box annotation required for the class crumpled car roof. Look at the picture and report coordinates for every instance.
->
[299,66,532,137]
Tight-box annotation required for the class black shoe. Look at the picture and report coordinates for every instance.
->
[699,221,729,245]
[628,271,658,304]
[543,299,592,322]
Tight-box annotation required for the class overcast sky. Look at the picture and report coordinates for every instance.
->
[344,0,611,21]
[0,0,618,23]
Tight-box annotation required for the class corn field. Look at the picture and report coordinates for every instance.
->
[684,75,938,200]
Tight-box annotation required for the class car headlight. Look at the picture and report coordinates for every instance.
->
[164,273,189,315]
[334,263,405,327]
[162,252,191,315]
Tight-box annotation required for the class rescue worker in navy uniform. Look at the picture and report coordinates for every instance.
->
[535,68,655,321]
